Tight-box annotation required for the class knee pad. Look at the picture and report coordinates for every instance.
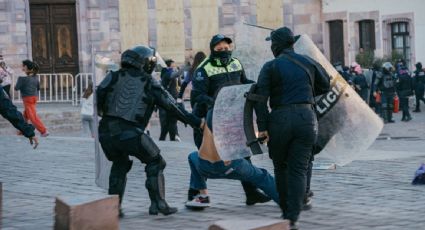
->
[145,155,166,177]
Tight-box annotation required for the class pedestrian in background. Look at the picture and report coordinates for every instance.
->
[159,59,183,141]
[177,51,206,103]
[0,55,14,98]
[352,62,369,102]
[15,60,49,137]
[81,81,95,137]
[397,66,413,121]
[412,62,425,112]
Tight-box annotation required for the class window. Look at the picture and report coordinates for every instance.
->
[391,22,410,62]
[359,20,375,50]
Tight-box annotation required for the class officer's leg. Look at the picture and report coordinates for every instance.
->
[268,116,292,216]
[387,96,394,122]
[159,108,168,140]
[304,152,314,210]
[241,157,271,205]
[284,126,315,223]
[109,156,132,217]
[415,92,421,111]
[133,133,177,215]
[381,96,389,122]
[168,113,178,141]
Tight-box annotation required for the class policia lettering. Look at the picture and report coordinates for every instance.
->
[315,76,349,118]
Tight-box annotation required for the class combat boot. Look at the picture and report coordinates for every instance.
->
[242,181,272,205]
[145,173,178,215]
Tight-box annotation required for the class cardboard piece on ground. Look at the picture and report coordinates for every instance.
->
[54,195,119,230]
[209,219,289,230]
[313,162,337,170]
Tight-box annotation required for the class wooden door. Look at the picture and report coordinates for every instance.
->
[30,2,79,75]
[328,20,345,65]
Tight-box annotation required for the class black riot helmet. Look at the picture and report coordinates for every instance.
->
[121,45,157,73]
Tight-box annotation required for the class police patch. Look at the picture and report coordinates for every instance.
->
[196,72,204,81]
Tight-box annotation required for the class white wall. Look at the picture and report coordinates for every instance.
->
[323,0,425,65]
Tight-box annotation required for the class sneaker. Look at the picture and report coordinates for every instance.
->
[185,195,210,208]
[41,131,49,137]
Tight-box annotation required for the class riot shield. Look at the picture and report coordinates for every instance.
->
[93,50,112,190]
[213,84,257,161]
[213,34,383,165]
[294,35,383,165]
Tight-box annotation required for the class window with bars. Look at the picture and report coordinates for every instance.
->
[359,20,376,51]
[391,22,410,62]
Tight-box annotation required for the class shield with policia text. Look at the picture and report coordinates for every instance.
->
[213,35,383,165]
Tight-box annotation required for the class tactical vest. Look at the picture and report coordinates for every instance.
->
[200,58,244,97]
[382,73,395,89]
[105,71,149,123]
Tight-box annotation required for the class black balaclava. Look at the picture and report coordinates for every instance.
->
[270,27,295,57]
[209,34,233,65]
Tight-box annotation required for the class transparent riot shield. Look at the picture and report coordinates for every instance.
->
[294,35,383,165]
[213,84,255,161]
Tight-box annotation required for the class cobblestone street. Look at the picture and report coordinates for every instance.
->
[1,111,425,230]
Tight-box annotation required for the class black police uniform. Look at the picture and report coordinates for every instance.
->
[189,34,271,205]
[0,85,35,138]
[374,66,397,123]
[97,46,201,216]
[397,70,413,121]
[254,27,330,225]
[413,63,425,112]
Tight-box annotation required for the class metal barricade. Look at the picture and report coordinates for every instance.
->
[73,73,93,106]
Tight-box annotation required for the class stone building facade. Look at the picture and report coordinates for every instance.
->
[0,0,323,76]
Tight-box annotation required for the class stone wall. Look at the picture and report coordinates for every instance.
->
[284,0,323,51]
[0,0,30,73]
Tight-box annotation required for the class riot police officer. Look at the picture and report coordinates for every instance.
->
[413,62,425,112]
[190,34,272,206]
[374,62,397,123]
[97,45,203,216]
[254,27,330,229]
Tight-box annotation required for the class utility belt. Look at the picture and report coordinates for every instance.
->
[272,103,313,110]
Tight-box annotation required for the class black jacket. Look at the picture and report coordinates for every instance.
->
[254,49,330,131]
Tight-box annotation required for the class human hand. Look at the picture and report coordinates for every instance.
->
[257,131,269,143]
[29,136,39,149]
[177,98,183,103]
[200,118,206,129]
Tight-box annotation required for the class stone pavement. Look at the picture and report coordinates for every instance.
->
[1,110,425,230]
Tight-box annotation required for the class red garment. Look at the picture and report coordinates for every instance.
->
[22,96,47,134]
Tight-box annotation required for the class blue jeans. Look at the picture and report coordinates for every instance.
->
[188,151,279,203]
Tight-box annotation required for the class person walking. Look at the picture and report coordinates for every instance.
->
[254,27,330,230]
[15,60,48,136]
[80,81,95,137]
